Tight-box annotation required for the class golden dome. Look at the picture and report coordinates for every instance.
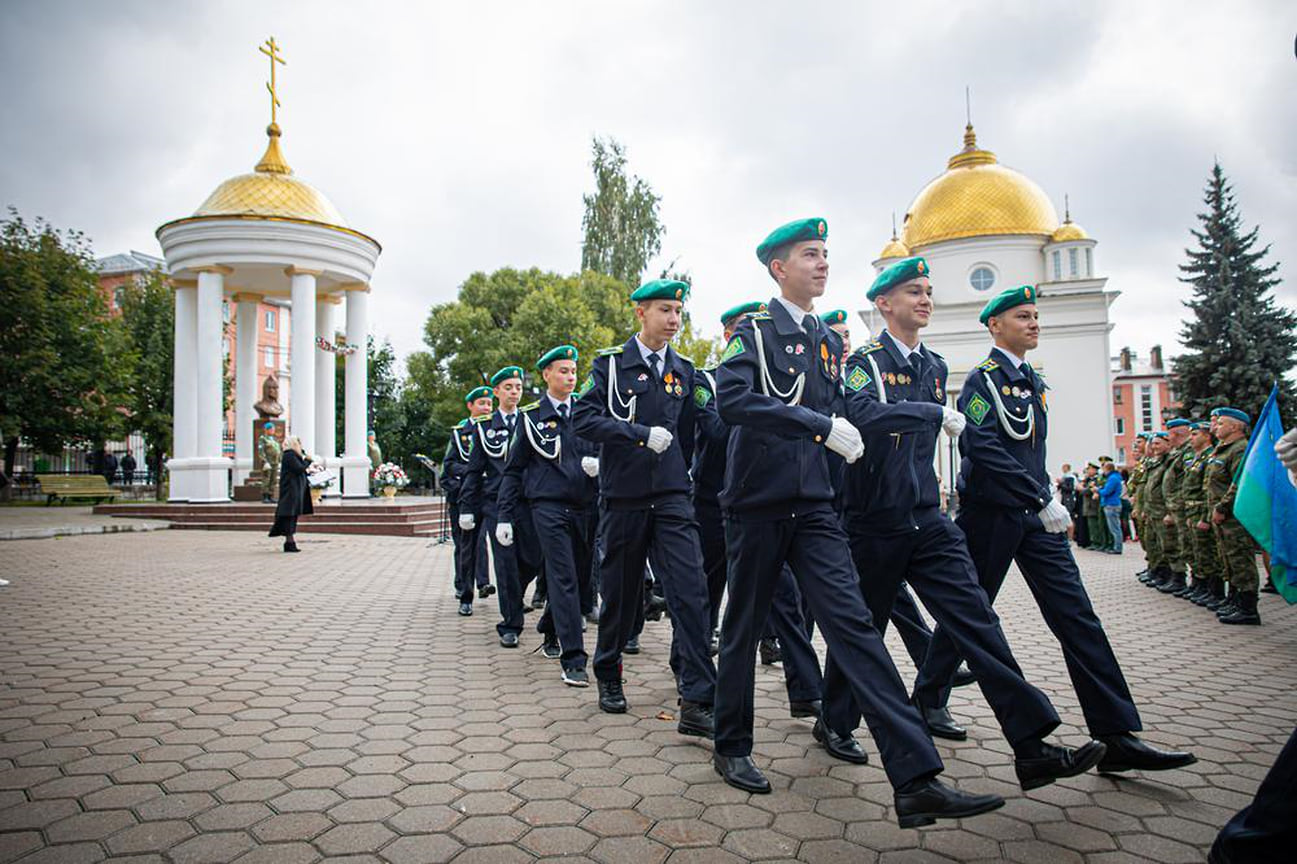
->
[191,124,349,228]
[1050,220,1088,242]
[901,125,1059,249]
[878,234,910,260]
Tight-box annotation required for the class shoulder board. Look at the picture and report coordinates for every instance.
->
[748,311,772,321]
[519,401,540,413]
[976,359,1000,372]
[597,346,623,356]
[855,341,884,355]
[470,416,488,424]
[453,419,468,429]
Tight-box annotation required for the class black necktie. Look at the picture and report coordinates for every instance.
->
[648,352,661,382]
[506,415,515,435]
[803,316,818,337]
[557,404,569,423]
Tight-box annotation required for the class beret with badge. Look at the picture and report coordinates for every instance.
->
[630,279,690,302]
[536,344,578,371]
[720,301,767,327]
[820,309,849,326]
[490,366,524,386]
[464,386,493,403]
[867,256,929,301]
[756,217,828,266]
[978,284,1040,325]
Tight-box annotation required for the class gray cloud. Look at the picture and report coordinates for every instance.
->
[2,0,1292,368]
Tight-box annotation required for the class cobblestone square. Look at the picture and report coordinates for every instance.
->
[1,530,1294,863]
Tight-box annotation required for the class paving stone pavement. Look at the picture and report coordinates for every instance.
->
[0,530,1294,863]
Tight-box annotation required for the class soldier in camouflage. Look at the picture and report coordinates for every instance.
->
[1204,407,1262,625]
[1179,422,1221,603]
[1137,434,1170,587]
[1128,435,1152,580]
[1155,420,1193,594]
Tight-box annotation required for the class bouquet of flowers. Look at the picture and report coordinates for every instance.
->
[306,457,336,489]
[372,462,409,489]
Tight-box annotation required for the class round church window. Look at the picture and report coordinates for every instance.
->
[969,266,996,292]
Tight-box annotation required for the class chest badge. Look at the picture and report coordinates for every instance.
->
[795,343,805,355]
[637,373,648,382]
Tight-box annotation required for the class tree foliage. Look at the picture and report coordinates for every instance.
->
[118,269,174,498]
[1173,164,1296,426]
[580,136,664,286]
[0,209,130,489]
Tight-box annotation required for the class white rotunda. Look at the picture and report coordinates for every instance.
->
[865,124,1117,485]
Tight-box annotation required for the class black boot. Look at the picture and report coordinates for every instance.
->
[1171,575,1197,598]
[1157,571,1187,594]
[1149,566,1174,590]
[1205,583,1230,610]
[283,540,300,553]
[758,637,782,666]
[1183,578,1207,603]
[597,678,627,713]
[1220,591,1260,625]
[1215,591,1241,618]
[677,700,714,739]
[1196,577,1223,607]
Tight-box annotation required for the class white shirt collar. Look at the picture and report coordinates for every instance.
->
[634,334,667,367]
[546,393,571,413]
[499,408,518,419]
[994,346,1027,369]
[882,329,923,362]
[774,295,812,328]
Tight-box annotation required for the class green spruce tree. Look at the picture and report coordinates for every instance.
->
[1174,163,1296,427]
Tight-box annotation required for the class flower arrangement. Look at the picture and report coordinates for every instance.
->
[306,457,335,489]
[372,462,409,489]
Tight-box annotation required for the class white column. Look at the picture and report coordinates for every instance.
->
[315,297,337,464]
[289,268,319,456]
[234,295,260,484]
[190,268,232,502]
[342,287,370,497]
[167,283,197,501]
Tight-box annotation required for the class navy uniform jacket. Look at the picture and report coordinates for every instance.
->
[572,336,704,505]
[691,368,731,507]
[715,299,844,516]
[497,398,597,523]
[439,419,477,509]
[956,347,1054,511]
[842,331,947,530]
[460,410,520,516]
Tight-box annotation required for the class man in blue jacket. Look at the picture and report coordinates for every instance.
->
[1099,461,1125,555]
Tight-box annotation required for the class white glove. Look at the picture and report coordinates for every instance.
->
[825,416,864,464]
[1276,428,1297,472]
[1037,499,1072,533]
[646,427,673,454]
[458,514,475,532]
[496,522,513,546]
[941,406,967,438]
[581,456,600,477]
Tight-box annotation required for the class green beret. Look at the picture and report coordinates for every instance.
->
[978,284,1040,325]
[820,309,848,326]
[465,386,493,403]
[536,344,578,371]
[490,366,524,386]
[630,279,690,302]
[720,301,767,327]
[756,217,828,266]
[867,256,929,300]
[1165,418,1191,430]
[1211,406,1251,425]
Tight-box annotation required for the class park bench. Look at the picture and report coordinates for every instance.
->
[36,474,117,506]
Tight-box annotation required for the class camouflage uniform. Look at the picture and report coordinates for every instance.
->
[1205,438,1259,594]
[259,434,281,502]
[1159,443,1191,581]
[1140,453,1168,572]
[1128,454,1149,570]
[1180,445,1221,593]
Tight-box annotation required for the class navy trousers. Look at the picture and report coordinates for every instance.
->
[891,582,934,667]
[529,501,589,671]
[716,505,943,789]
[696,500,728,633]
[1212,726,1297,864]
[915,506,1142,737]
[831,511,1059,747]
[593,495,716,704]
[450,503,481,601]
[480,508,537,627]
[768,565,823,703]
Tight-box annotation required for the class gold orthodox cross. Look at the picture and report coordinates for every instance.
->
[259,36,287,125]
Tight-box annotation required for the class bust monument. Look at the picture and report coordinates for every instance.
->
[254,374,284,419]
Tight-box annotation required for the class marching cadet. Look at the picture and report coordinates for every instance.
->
[834,256,1104,789]
[695,301,824,719]
[572,279,718,737]
[1206,407,1262,625]
[442,387,495,616]
[496,345,598,681]
[914,285,1196,778]
[1181,421,1221,603]
[1138,434,1172,588]
[713,217,1004,827]
[462,369,542,624]
[1156,418,1194,594]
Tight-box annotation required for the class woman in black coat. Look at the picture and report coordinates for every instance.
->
[268,436,312,552]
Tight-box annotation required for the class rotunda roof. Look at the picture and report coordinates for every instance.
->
[878,235,910,260]
[901,125,1059,248]
[1050,219,1089,242]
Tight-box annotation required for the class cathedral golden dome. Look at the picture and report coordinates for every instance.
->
[189,123,349,229]
[901,125,1059,249]
[878,234,910,260]
[1050,218,1088,242]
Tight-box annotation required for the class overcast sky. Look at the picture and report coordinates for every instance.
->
[2,0,1294,368]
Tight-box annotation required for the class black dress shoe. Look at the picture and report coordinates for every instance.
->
[1014,740,1107,791]
[457,602,473,616]
[915,700,967,741]
[951,664,977,688]
[598,678,627,713]
[1097,734,1196,774]
[789,700,821,719]
[677,700,714,739]
[499,632,519,648]
[893,778,1004,828]
[813,719,869,764]
[624,637,640,655]
[713,754,771,794]
[758,637,782,666]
